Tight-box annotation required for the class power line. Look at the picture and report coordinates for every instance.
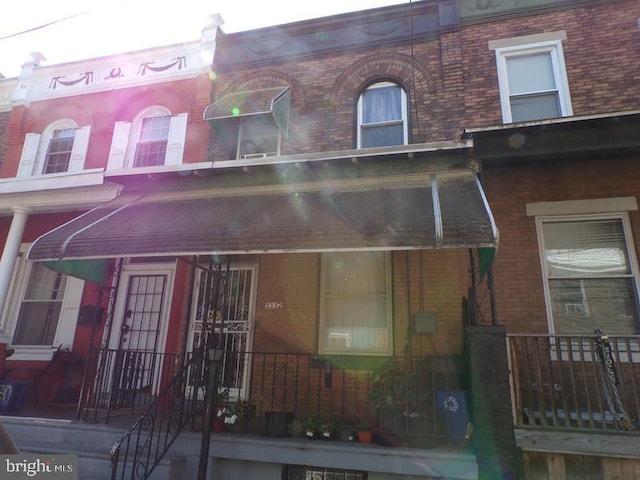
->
[0,10,93,42]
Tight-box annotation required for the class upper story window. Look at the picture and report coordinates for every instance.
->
[134,115,172,167]
[107,107,188,170]
[203,86,291,161]
[357,82,408,148]
[319,251,392,355]
[536,215,640,335]
[490,32,572,123]
[17,119,91,177]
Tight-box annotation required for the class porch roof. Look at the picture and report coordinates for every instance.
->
[28,170,498,262]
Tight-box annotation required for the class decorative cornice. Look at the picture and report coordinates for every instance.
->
[9,17,223,105]
[214,1,459,70]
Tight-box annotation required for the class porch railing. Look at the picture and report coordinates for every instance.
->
[88,349,473,480]
[216,352,472,447]
[78,347,183,423]
[109,349,205,480]
[507,333,640,432]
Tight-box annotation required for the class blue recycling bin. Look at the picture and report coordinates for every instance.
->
[436,389,469,443]
[0,381,29,413]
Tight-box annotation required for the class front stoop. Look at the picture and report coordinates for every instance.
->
[0,416,185,480]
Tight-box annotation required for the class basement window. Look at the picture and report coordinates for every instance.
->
[284,465,367,480]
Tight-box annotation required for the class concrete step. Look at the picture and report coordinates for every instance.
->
[0,416,186,480]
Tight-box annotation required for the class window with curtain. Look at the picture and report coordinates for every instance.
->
[494,40,572,123]
[357,82,407,148]
[13,262,68,345]
[539,216,640,334]
[319,251,392,355]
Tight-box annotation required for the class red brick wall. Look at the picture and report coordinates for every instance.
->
[209,1,639,158]
[0,76,211,179]
[483,156,640,333]
[459,0,640,127]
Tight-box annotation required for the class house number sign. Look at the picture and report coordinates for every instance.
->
[264,301,283,310]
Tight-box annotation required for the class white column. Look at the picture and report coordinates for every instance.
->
[0,206,30,330]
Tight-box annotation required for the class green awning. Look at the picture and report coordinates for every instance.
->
[203,86,291,137]
[43,259,110,284]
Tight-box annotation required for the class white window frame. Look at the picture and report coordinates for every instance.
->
[536,213,640,336]
[1,245,84,361]
[17,119,91,177]
[357,81,408,149]
[492,37,572,124]
[106,106,188,170]
[319,251,393,356]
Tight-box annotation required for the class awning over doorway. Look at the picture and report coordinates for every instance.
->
[28,171,498,265]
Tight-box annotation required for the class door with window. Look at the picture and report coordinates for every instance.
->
[108,264,174,406]
[187,264,257,400]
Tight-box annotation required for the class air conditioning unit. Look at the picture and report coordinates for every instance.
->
[241,152,277,160]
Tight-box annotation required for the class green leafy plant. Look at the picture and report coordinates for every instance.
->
[356,421,370,432]
[368,359,417,413]
[303,415,320,438]
[319,418,336,439]
[234,399,258,420]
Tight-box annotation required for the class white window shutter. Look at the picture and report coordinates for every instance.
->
[107,121,132,170]
[54,276,84,349]
[68,125,91,172]
[164,113,188,166]
[16,133,41,177]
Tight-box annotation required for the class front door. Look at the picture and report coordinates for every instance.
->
[188,264,257,401]
[109,263,174,405]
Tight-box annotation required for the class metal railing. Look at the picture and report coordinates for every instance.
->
[96,350,473,480]
[507,333,640,432]
[109,349,205,480]
[78,347,183,423]
[217,352,472,447]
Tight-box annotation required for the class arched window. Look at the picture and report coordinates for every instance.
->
[17,119,91,177]
[107,106,188,170]
[357,81,408,148]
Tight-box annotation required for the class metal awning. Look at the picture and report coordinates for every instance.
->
[28,171,497,263]
[203,86,291,137]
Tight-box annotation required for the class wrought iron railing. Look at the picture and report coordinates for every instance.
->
[507,333,640,432]
[215,351,472,448]
[78,347,183,423]
[91,349,472,480]
[109,349,205,480]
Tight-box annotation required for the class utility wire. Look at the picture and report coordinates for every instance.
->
[0,10,93,41]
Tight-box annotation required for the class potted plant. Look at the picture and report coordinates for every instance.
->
[303,415,320,439]
[233,399,259,433]
[368,359,418,433]
[356,421,372,444]
[319,418,336,440]
[337,420,357,442]
[212,388,230,432]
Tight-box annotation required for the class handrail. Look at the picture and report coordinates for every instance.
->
[507,332,640,432]
[110,348,205,480]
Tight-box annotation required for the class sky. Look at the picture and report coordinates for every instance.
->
[0,0,407,78]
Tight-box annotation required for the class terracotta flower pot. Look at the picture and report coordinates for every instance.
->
[357,430,372,444]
